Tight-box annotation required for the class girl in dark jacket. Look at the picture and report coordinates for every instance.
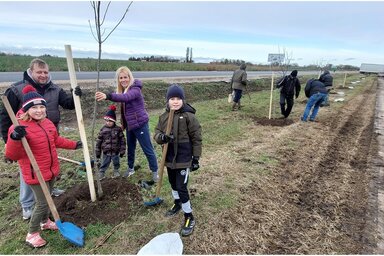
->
[95,66,159,182]
[154,84,202,237]
[5,85,81,248]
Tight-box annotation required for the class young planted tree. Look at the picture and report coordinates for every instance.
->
[88,1,133,197]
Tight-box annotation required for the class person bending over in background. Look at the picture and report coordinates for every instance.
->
[5,85,82,248]
[95,66,159,183]
[154,84,202,236]
[95,105,126,180]
[319,70,333,107]
[0,58,82,220]
[302,79,328,122]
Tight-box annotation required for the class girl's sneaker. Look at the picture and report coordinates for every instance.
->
[26,232,47,248]
[40,219,58,231]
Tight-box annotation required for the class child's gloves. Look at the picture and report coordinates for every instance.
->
[75,141,83,149]
[119,153,125,158]
[10,125,27,140]
[191,156,200,171]
[160,133,174,144]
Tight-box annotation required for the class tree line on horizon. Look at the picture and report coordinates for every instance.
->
[0,52,360,72]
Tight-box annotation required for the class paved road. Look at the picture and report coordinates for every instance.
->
[0,70,321,83]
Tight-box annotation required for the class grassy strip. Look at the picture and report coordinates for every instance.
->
[0,73,371,254]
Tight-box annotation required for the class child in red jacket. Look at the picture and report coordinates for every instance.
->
[5,85,82,248]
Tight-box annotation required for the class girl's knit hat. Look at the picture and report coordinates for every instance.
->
[104,105,117,122]
[22,85,46,112]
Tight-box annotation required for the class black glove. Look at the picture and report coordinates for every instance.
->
[75,141,83,149]
[4,155,16,163]
[10,125,27,140]
[71,86,82,97]
[119,153,125,158]
[191,156,200,171]
[295,94,299,99]
[160,133,173,143]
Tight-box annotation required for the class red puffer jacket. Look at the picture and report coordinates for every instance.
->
[5,117,77,185]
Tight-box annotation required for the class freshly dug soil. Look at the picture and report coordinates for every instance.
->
[54,179,143,227]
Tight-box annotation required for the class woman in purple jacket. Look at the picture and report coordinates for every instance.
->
[95,66,159,182]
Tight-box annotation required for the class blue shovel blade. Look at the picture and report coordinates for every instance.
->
[56,220,84,247]
[144,197,164,206]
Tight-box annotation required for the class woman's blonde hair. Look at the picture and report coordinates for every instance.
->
[115,66,134,93]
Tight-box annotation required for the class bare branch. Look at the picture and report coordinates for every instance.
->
[100,1,111,26]
[101,1,133,43]
[88,20,98,42]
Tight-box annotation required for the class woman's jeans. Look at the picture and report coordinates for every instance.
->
[126,122,158,172]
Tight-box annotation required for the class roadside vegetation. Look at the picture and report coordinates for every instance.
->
[0,53,359,72]
[0,73,373,254]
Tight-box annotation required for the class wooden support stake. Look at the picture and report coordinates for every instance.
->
[342,73,347,88]
[64,45,97,202]
[268,72,274,119]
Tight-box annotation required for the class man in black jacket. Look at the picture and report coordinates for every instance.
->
[276,70,301,118]
[0,58,82,220]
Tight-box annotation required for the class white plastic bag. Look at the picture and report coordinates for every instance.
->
[228,91,234,103]
[137,232,183,255]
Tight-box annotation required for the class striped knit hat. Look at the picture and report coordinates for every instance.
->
[22,85,47,112]
[104,105,117,122]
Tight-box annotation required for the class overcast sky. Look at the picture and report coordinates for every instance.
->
[0,1,383,67]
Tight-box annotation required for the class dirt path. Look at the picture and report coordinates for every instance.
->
[183,79,380,254]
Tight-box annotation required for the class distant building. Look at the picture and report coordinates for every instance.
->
[359,63,384,74]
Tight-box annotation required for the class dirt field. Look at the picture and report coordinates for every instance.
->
[49,77,384,254]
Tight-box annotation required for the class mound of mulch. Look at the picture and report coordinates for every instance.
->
[54,178,144,227]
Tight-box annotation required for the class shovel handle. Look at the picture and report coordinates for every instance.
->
[155,109,175,197]
[1,95,60,221]
[58,156,83,165]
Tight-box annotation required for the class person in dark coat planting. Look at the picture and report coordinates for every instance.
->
[95,105,126,180]
[0,58,82,220]
[301,79,328,122]
[319,70,333,107]
[154,84,202,237]
[5,85,82,248]
[95,66,159,182]
[276,70,301,118]
[230,63,247,111]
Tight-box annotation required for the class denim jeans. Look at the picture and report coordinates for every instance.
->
[100,154,120,174]
[126,122,158,172]
[19,169,35,209]
[233,89,243,103]
[302,93,327,121]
